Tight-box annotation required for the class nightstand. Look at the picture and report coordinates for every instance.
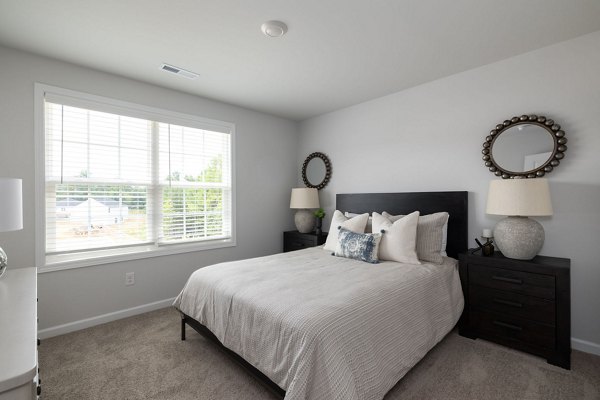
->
[458,250,571,369]
[283,231,327,252]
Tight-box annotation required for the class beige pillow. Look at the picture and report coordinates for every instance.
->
[372,212,420,264]
[323,210,369,252]
[383,211,449,264]
[344,212,373,233]
[384,212,449,254]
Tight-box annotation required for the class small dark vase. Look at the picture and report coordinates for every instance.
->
[315,218,323,235]
[482,239,495,256]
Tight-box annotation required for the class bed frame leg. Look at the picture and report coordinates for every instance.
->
[181,316,186,341]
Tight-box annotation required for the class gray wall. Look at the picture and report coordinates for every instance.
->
[298,31,600,350]
[0,45,298,330]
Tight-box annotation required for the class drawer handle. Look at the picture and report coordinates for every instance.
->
[492,298,523,308]
[493,320,523,331]
[492,275,523,285]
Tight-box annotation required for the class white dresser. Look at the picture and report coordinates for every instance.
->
[0,268,39,400]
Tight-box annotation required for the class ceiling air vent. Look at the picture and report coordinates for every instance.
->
[160,63,199,80]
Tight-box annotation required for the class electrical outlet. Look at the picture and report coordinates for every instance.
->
[125,272,135,286]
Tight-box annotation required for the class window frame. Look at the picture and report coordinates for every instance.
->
[34,83,236,272]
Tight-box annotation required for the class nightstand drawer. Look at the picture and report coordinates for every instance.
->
[286,237,314,250]
[469,264,555,299]
[283,231,327,252]
[469,286,555,325]
[471,310,555,350]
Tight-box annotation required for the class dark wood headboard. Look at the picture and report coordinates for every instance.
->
[336,191,468,259]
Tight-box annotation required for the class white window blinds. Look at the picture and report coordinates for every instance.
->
[158,123,232,243]
[44,99,233,255]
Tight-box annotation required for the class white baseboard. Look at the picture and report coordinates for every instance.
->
[38,297,176,339]
[572,337,600,356]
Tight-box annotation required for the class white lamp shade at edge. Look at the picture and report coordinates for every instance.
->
[486,178,553,216]
[290,188,319,209]
[0,178,23,232]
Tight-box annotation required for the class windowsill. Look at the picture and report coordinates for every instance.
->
[39,238,236,273]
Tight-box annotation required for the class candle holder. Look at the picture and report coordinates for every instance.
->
[471,233,495,257]
[481,237,495,256]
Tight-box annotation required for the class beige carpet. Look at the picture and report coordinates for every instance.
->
[39,307,600,400]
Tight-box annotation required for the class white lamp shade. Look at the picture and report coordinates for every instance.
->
[486,178,553,217]
[0,178,23,232]
[290,188,319,209]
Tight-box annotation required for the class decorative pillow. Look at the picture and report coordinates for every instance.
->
[334,227,383,264]
[323,210,369,252]
[344,212,373,233]
[372,212,421,264]
[382,211,449,264]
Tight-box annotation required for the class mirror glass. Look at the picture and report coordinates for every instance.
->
[492,124,555,173]
[306,157,326,186]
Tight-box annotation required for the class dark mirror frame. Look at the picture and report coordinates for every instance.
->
[482,114,567,179]
[302,152,332,190]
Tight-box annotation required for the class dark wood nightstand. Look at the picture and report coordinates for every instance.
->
[283,231,328,252]
[458,250,571,369]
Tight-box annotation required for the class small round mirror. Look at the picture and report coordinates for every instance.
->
[302,152,331,190]
[482,115,567,179]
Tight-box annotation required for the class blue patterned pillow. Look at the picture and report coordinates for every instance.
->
[334,227,383,264]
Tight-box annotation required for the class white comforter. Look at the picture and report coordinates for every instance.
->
[173,247,464,400]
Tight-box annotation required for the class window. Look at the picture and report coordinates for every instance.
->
[36,85,235,269]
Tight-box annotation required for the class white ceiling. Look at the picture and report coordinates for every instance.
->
[1,0,600,121]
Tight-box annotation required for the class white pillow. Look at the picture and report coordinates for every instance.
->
[383,211,449,254]
[323,210,369,252]
[372,211,421,264]
[344,212,373,233]
[383,211,449,264]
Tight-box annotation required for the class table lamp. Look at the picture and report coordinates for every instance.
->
[290,188,319,233]
[0,178,23,278]
[486,178,552,260]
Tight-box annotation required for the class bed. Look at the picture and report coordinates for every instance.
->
[174,191,468,400]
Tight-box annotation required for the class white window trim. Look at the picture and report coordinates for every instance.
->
[34,83,237,272]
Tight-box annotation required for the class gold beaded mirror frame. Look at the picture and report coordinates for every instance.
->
[482,114,567,179]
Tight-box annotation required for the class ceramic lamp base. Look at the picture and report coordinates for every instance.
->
[294,209,316,233]
[0,246,7,279]
[493,216,544,260]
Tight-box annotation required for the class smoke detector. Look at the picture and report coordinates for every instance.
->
[261,21,288,37]
[160,63,199,80]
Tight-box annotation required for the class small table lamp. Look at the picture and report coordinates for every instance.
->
[290,188,319,233]
[486,178,552,260]
[0,178,23,278]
